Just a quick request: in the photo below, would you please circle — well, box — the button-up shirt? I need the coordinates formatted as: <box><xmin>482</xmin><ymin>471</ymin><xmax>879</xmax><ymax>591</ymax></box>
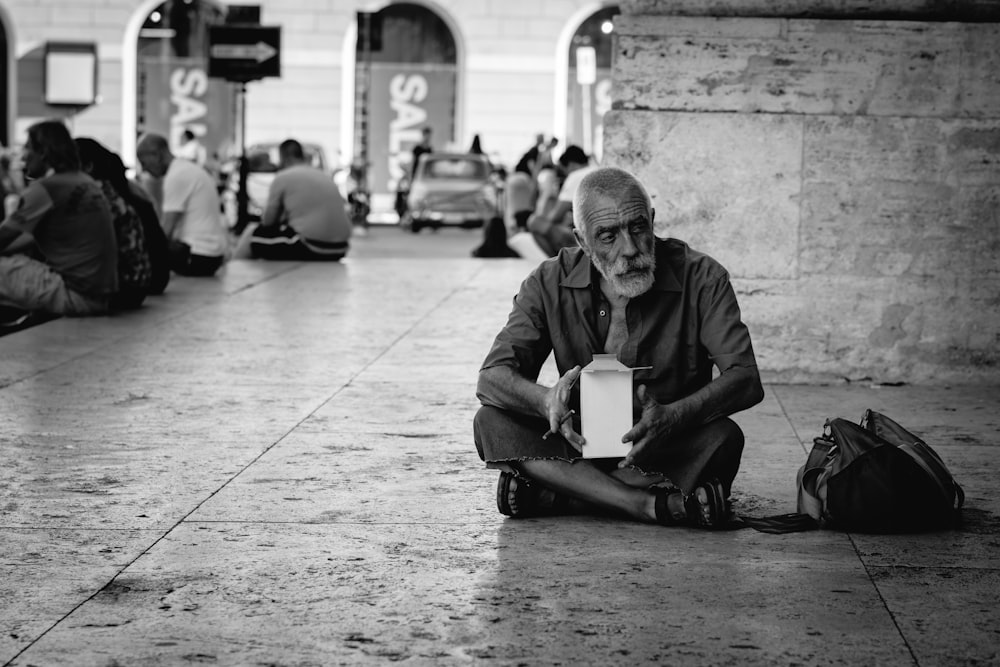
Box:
<box><xmin>481</xmin><ymin>238</ymin><xmax>758</xmax><ymax>406</ymax></box>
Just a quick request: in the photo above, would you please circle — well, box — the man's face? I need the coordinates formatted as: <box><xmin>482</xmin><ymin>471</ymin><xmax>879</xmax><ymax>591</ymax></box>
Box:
<box><xmin>578</xmin><ymin>191</ymin><xmax>657</xmax><ymax>299</ymax></box>
<box><xmin>21</xmin><ymin>138</ymin><xmax>48</xmax><ymax>180</ymax></box>
<box><xmin>137</xmin><ymin>146</ymin><xmax>167</xmax><ymax>178</ymax></box>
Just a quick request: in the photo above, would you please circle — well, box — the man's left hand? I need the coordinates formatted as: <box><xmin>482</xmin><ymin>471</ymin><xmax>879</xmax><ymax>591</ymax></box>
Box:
<box><xmin>618</xmin><ymin>384</ymin><xmax>682</xmax><ymax>468</ymax></box>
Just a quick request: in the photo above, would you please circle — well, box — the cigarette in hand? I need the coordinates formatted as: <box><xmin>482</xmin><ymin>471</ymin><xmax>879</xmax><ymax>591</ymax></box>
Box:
<box><xmin>542</xmin><ymin>410</ymin><xmax>575</xmax><ymax>440</ymax></box>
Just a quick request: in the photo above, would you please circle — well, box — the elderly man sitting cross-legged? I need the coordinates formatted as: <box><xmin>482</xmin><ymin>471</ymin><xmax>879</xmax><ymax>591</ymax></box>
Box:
<box><xmin>473</xmin><ymin>166</ymin><xmax>764</xmax><ymax>528</ymax></box>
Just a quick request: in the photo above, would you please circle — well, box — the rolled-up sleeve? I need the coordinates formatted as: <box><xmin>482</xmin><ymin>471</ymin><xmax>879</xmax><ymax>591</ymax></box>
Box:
<box><xmin>3</xmin><ymin>182</ymin><xmax>53</xmax><ymax>236</ymax></box>
<box><xmin>698</xmin><ymin>273</ymin><xmax>757</xmax><ymax>373</ymax></box>
<box><xmin>480</xmin><ymin>272</ymin><xmax>553</xmax><ymax>382</ymax></box>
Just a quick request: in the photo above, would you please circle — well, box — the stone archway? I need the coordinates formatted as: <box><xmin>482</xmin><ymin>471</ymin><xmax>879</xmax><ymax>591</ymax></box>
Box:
<box><xmin>123</xmin><ymin>0</ymin><xmax>233</xmax><ymax>166</ymax></box>
<box><xmin>0</xmin><ymin>3</ymin><xmax>12</xmax><ymax>147</ymax></box>
<box><xmin>565</xmin><ymin>5</ymin><xmax>619</xmax><ymax>161</ymax></box>
<box><xmin>350</xmin><ymin>2</ymin><xmax>462</xmax><ymax>216</ymax></box>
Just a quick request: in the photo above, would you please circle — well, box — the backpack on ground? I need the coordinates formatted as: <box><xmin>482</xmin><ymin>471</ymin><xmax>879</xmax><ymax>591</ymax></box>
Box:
<box><xmin>100</xmin><ymin>180</ymin><xmax>152</xmax><ymax>310</ymax></box>
<box><xmin>741</xmin><ymin>409</ymin><xmax>964</xmax><ymax>534</ymax></box>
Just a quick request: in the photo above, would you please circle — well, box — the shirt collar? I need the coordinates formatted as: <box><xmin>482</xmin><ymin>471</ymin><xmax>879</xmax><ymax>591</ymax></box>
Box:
<box><xmin>559</xmin><ymin>241</ymin><xmax>682</xmax><ymax>292</ymax></box>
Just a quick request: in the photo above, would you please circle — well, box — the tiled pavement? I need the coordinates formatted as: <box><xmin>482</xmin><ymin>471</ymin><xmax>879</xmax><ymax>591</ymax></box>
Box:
<box><xmin>2</xmin><ymin>232</ymin><xmax>997</xmax><ymax>666</ymax></box>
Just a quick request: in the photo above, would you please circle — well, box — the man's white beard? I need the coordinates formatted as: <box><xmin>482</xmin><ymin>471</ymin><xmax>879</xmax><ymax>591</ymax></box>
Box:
<box><xmin>593</xmin><ymin>251</ymin><xmax>656</xmax><ymax>298</ymax></box>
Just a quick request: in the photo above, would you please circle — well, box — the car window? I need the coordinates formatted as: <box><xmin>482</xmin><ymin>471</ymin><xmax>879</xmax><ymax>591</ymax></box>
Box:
<box><xmin>305</xmin><ymin>147</ymin><xmax>325</xmax><ymax>170</ymax></box>
<box><xmin>424</xmin><ymin>158</ymin><xmax>488</xmax><ymax>180</ymax></box>
<box><xmin>247</xmin><ymin>149</ymin><xmax>279</xmax><ymax>173</ymax></box>
<box><xmin>246</xmin><ymin>144</ymin><xmax>326</xmax><ymax>173</ymax></box>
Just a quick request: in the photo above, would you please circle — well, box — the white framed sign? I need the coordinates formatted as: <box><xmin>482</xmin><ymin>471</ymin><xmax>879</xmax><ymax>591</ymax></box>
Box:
<box><xmin>44</xmin><ymin>42</ymin><xmax>97</xmax><ymax>106</ymax></box>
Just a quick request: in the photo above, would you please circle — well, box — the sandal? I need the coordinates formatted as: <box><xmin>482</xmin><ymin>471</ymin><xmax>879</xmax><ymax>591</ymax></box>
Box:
<box><xmin>496</xmin><ymin>471</ymin><xmax>566</xmax><ymax>518</ymax></box>
<box><xmin>651</xmin><ymin>479</ymin><xmax>730</xmax><ymax>529</ymax></box>
<box><xmin>497</xmin><ymin>471</ymin><xmax>538</xmax><ymax>518</ymax></box>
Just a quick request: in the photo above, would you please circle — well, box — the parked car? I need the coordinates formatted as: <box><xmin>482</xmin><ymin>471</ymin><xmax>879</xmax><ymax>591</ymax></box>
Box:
<box><xmin>404</xmin><ymin>152</ymin><xmax>500</xmax><ymax>233</ymax></box>
<box><xmin>221</xmin><ymin>142</ymin><xmax>332</xmax><ymax>229</ymax></box>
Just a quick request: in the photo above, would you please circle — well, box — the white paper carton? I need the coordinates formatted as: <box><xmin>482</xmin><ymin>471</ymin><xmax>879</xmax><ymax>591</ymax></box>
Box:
<box><xmin>580</xmin><ymin>354</ymin><xmax>644</xmax><ymax>459</ymax></box>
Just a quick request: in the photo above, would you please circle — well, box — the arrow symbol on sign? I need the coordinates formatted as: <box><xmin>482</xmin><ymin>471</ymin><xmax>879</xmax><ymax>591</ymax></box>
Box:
<box><xmin>210</xmin><ymin>41</ymin><xmax>277</xmax><ymax>63</ymax></box>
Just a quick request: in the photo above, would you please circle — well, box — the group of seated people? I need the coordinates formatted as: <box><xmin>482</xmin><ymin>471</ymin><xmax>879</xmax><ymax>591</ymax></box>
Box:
<box><xmin>0</xmin><ymin>120</ymin><xmax>352</xmax><ymax>328</ymax></box>
<box><xmin>500</xmin><ymin>135</ymin><xmax>598</xmax><ymax>260</ymax></box>
<box><xmin>0</xmin><ymin>121</ymin><xmax>168</xmax><ymax>326</ymax></box>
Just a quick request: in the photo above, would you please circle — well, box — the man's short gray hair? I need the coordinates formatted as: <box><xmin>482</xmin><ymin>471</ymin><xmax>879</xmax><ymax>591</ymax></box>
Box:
<box><xmin>572</xmin><ymin>166</ymin><xmax>652</xmax><ymax>232</ymax></box>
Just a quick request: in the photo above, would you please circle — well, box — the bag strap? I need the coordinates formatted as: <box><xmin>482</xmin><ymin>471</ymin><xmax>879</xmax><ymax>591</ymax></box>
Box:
<box><xmin>797</xmin><ymin>436</ymin><xmax>835</xmax><ymax>522</ymax></box>
<box><xmin>736</xmin><ymin>512</ymin><xmax>819</xmax><ymax>534</ymax></box>
<box><xmin>737</xmin><ymin>436</ymin><xmax>835</xmax><ymax>534</ymax></box>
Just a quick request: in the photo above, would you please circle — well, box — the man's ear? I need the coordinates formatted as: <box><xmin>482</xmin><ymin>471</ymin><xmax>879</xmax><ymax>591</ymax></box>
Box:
<box><xmin>573</xmin><ymin>226</ymin><xmax>591</xmax><ymax>256</ymax></box>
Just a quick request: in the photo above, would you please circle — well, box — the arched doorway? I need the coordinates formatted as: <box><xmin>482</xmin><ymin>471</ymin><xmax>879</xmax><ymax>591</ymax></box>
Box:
<box><xmin>565</xmin><ymin>5</ymin><xmax>619</xmax><ymax>161</ymax></box>
<box><xmin>354</xmin><ymin>2</ymin><xmax>459</xmax><ymax>215</ymax></box>
<box><xmin>131</xmin><ymin>0</ymin><xmax>234</xmax><ymax>164</ymax></box>
<box><xmin>0</xmin><ymin>5</ymin><xmax>11</xmax><ymax>148</ymax></box>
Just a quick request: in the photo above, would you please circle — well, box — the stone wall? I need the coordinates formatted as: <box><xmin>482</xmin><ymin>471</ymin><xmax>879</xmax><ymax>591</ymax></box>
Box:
<box><xmin>605</xmin><ymin>0</ymin><xmax>1000</xmax><ymax>383</ymax></box>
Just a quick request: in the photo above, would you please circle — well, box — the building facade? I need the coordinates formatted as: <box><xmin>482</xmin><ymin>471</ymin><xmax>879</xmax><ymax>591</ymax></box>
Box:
<box><xmin>2</xmin><ymin>0</ymin><xmax>996</xmax><ymax>382</ymax></box>
<box><xmin>0</xmin><ymin>0</ymin><xmax>619</xmax><ymax>212</ymax></box>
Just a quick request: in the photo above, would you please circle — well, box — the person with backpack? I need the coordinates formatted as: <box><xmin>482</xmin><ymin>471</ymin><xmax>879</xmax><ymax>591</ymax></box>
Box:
<box><xmin>75</xmin><ymin>138</ymin><xmax>155</xmax><ymax>310</ymax></box>
<box><xmin>0</xmin><ymin>120</ymin><xmax>117</xmax><ymax>320</ymax></box>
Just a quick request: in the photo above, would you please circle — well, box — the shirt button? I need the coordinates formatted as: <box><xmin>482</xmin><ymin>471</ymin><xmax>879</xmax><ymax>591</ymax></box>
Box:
<box><xmin>599</xmin><ymin>309</ymin><xmax>607</xmax><ymax>317</ymax></box>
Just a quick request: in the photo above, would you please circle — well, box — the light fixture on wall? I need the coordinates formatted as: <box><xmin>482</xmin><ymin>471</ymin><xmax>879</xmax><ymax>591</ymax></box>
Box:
<box><xmin>44</xmin><ymin>42</ymin><xmax>98</xmax><ymax>107</ymax></box>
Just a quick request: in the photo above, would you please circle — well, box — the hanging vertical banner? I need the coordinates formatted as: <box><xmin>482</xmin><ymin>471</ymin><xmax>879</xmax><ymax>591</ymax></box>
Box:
<box><xmin>575</xmin><ymin>46</ymin><xmax>596</xmax><ymax>85</ymax></box>
<box><xmin>567</xmin><ymin>68</ymin><xmax>612</xmax><ymax>161</ymax></box>
<box><xmin>366</xmin><ymin>63</ymin><xmax>456</xmax><ymax>208</ymax></box>
<box><xmin>138</xmin><ymin>56</ymin><xmax>235</xmax><ymax>162</ymax></box>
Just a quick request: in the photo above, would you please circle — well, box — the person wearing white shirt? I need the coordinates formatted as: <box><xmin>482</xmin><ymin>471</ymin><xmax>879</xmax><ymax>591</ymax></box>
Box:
<box><xmin>136</xmin><ymin>133</ymin><xmax>228</xmax><ymax>276</ymax></box>
<box><xmin>175</xmin><ymin>129</ymin><xmax>207</xmax><ymax>167</ymax></box>
<box><xmin>526</xmin><ymin>145</ymin><xmax>595</xmax><ymax>257</ymax></box>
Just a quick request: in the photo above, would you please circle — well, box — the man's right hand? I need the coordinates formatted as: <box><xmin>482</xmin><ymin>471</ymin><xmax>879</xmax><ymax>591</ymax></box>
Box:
<box><xmin>544</xmin><ymin>365</ymin><xmax>584</xmax><ymax>451</ymax></box>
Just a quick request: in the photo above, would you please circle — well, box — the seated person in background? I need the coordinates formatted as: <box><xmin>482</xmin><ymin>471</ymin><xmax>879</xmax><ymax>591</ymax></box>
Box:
<box><xmin>75</xmin><ymin>137</ymin><xmax>152</xmax><ymax>310</ymax></box>
<box><xmin>527</xmin><ymin>145</ymin><xmax>594</xmax><ymax>257</ymax></box>
<box><xmin>0</xmin><ymin>152</ymin><xmax>22</xmax><ymax>216</ymax></box>
<box><xmin>175</xmin><ymin>128</ymin><xmax>207</xmax><ymax>168</ymax></box>
<box><xmin>474</xmin><ymin>166</ymin><xmax>764</xmax><ymax>528</ymax></box>
<box><xmin>0</xmin><ymin>120</ymin><xmax>117</xmax><ymax>319</ymax></box>
<box><xmin>534</xmin><ymin>165</ymin><xmax>562</xmax><ymax>218</ymax></box>
<box><xmin>125</xmin><ymin>178</ymin><xmax>171</xmax><ymax>296</ymax></box>
<box><xmin>234</xmin><ymin>139</ymin><xmax>351</xmax><ymax>261</ymax></box>
<box><xmin>136</xmin><ymin>133</ymin><xmax>228</xmax><ymax>277</ymax></box>
<box><xmin>505</xmin><ymin>166</ymin><xmax>565</xmax><ymax>262</ymax></box>
<box><xmin>505</xmin><ymin>170</ymin><xmax>535</xmax><ymax>232</ymax></box>
<box><xmin>74</xmin><ymin>140</ymin><xmax>169</xmax><ymax>296</ymax></box>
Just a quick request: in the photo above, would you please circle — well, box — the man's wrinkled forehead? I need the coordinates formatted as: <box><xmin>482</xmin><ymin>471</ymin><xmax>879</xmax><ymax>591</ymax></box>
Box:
<box><xmin>584</xmin><ymin>192</ymin><xmax>651</xmax><ymax>228</ymax></box>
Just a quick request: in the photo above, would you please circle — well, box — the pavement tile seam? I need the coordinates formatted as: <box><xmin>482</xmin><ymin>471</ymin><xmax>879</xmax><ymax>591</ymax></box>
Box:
<box><xmin>0</xmin><ymin>268</ymin><xmax>308</xmax><ymax>391</ymax></box>
<box><xmin>3</xmin><ymin>246</ymin><xmax>999</xmax><ymax>665</ymax></box>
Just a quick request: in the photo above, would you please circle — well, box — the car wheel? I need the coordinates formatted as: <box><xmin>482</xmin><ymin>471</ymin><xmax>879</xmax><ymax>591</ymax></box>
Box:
<box><xmin>410</xmin><ymin>218</ymin><xmax>424</xmax><ymax>233</ymax></box>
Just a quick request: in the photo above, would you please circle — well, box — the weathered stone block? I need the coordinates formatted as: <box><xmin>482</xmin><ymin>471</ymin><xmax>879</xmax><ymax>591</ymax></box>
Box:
<box><xmin>608</xmin><ymin>4</ymin><xmax>1000</xmax><ymax>381</ymax></box>
<box><xmin>614</xmin><ymin>16</ymin><xmax>996</xmax><ymax>118</ymax></box>
<box><xmin>603</xmin><ymin>110</ymin><xmax>801</xmax><ymax>280</ymax></box>
<box><xmin>800</xmin><ymin>116</ymin><xmax>1000</xmax><ymax>283</ymax></box>
<box><xmin>620</xmin><ymin>0</ymin><xmax>1000</xmax><ymax>22</ymax></box>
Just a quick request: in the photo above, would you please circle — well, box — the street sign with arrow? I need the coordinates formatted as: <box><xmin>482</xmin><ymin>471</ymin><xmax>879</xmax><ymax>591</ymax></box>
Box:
<box><xmin>208</xmin><ymin>25</ymin><xmax>281</xmax><ymax>82</ymax></box>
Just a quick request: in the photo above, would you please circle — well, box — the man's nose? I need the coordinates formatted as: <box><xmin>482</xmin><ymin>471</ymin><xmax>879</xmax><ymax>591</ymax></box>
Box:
<box><xmin>618</xmin><ymin>230</ymin><xmax>639</xmax><ymax>256</ymax></box>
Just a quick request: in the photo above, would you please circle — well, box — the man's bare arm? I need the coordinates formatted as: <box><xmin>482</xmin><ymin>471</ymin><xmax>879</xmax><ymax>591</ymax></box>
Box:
<box><xmin>161</xmin><ymin>211</ymin><xmax>182</xmax><ymax>239</ymax></box>
<box><xmin>666</xmin><ymin>364</ymin><xmax>764</xmax><ymax>428</ymax></box>
<box><xmin>261</xmin><ymin>189</ymin><xmax>283</xmax><ymax>228</ymax></box>
<box><xmin>620</xmin><ymin>365</ymin><xmax>764</xmax><ymax>468</ymax></box>
<box><xmin>477</xmin><ymin>364</ymin><xmax>585</xmax><ymax>449</ymax></box>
